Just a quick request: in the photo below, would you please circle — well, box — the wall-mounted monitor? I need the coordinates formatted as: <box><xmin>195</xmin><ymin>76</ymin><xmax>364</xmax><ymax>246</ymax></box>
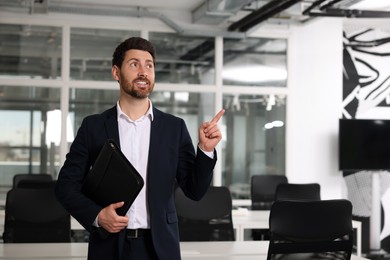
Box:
<box><xmin>339</xmin><ymin>118</ymin><xmax>390</xmax><ymax>171</ymax></box>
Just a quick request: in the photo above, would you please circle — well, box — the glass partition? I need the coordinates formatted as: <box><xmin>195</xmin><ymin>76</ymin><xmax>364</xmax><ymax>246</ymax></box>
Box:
<box><xmin>70</xmin><ymin>28</ymin><xmax>140</xmax><ymax>80</ymax></box>
<box><xmin>223</xmin><ymin>38</ymin><xmax>287</xmax><ymax>87</ymax></box>
<box><xmin>149</xmin><ymin>32</ymin><xmax>215</xmax><ymax>85</ymax></box>
<box><xmin>69</xmin><ymin>88</ymin><xmax>214</xmax><ymax>149</ymax></box>
<box><xmin>0</xmin><ymin>85</ymin><xmax>61</xmax><ymax>187</ymax></box>
<box><xmin>0</xmin><ymin>24</ymin><xmax>62</xmax><ymax>79</ymax></box>
<box><xmin>0</xmin><ymin>21</ymin><xmax>289</xmax><ymax>202</ymax></box>
<box><xmin>222</xmin><ymin>94</ymin><xmax>286</xmax><ymax>199</ymax></box>
<box><xmin>69</xmin><ymin>88</ymin><xmax>119</xmax><ymax>135</ymax></box>
<box><xmin>150</xmin><ymin>91</ymin><xmax>215</xmax><ymax>146</ymax></box>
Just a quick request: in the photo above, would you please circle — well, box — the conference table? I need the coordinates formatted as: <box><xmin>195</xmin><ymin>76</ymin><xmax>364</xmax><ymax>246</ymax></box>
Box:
<box><xmin>0</xmin><ymin>241</ymin><xmax>370</xmax><ymax>260</ymax></box>
<box><xmin>0</xmin><ymin>209</ymin><xmax>362</xmax><ymax>257</ymax></box>
<box><xmin>231</xmin><ymin>209</ymin><xmax>362</xmax><ymax>257</ymax></box>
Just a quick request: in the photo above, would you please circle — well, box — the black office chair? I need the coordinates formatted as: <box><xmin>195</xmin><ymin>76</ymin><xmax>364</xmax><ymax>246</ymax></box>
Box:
<box><xmin>13</xmin><ymin>173</ymin><xmax>53</xmax><ymax>189</ymax></box>
<box><xmin>267</xmin><ymin>199</ymin><xmax>353</xmax><ymax>260</ymax></box>
<box><xmin>274</xmin><ymin>183</ymin><xmax>321</xmax><ymax>201</ymax></box>
<box><xmin>2</xmin><ymin>185</ymin><xmax>71</xmax><ymax>243</ymax></box>
<box><xmin>251</xmin><ymin>174</ymin><xmax>288</xmax><ymax>240</ymax></box>
<box><xmin>251</xmin><ymin>175</ymin><xmax>288</xmax><ymax>210</ymax></box>
<box><xmin>175</xmin><ymin>186</ymin><xmax>235</xmax><ymax>241</ymax></box>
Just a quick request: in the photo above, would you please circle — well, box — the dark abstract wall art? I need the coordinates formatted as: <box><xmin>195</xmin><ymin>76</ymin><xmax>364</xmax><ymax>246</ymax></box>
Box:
<box><xmin>343</xmin><ymin>28</ymin><xmax>390</xmax><ymax>119</ymax></box>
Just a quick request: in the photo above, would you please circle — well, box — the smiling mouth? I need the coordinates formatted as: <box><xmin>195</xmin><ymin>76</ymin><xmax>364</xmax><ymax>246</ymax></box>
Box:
<box><xmin>134</xmin><ymin>80</ymin><xmax>149</xmax><ymax>88</ymax></box>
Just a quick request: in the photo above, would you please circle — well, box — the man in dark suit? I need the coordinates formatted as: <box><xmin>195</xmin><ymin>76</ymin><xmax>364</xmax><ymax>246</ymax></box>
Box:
<box><xmin>55</xmin><ymin>37</ymin><xmax>224</xmax><ymax>260</ymax></box>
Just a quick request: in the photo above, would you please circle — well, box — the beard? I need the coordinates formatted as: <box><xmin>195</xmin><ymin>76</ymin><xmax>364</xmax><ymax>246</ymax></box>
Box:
<box><xmin>122</xmin><ymin>78</ymin><xmax>154</xmax><ymax>99</ymax></box>
<box><xmin>127</xmin><ymin>88</ymin><xmax>151</xmax><ymax>99</ymax></box>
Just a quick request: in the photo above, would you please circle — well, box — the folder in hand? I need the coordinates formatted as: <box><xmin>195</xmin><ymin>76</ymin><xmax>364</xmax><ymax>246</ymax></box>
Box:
<box><xmin>81</xmin><ymin>139</ymin><xmax>144</xmax><ymax>217</ymax></box>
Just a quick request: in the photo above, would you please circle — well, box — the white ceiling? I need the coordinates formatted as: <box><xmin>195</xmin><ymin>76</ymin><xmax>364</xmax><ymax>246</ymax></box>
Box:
<box><xmin>351</xmin><ymin>0</ymin><xmax>390</xmax><ymax>10</ymax></box>
<box><xmin>62</xmin><ymin>0</ymin><xmax>205</xmax><ymax>10</ymax></box>
<box><xmin>1</xmin><ymin>0</ymin><xmax>390</xmax><ymax>33</ymax></box>
<box><xmin>49</xmin><ymin>0</ymin><xmax>390</xmax><ymax>11</ymax></box>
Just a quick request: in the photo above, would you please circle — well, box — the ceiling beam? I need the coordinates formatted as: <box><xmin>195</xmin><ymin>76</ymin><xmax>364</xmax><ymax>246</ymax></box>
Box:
<box><xmin>308</xmin><ymin>8</ymin><xmax>390</xmax><ymax>18</ymax></box>
<box><xmin>228</xmin><ymin>0</ymin><xmax>303</xmax><ymax>32</ymax></box>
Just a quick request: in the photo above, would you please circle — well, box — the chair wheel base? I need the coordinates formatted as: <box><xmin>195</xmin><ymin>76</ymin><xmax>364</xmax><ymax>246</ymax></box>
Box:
<box><xmin>365</xmin><ymin>249</ymin><xmax>389</xmax><ymax>259</ymax></box>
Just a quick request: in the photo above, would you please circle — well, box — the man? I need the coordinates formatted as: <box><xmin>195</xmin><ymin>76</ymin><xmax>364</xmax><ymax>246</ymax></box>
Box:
<box><xmin>55</xmin><ymin>36</ymin><xmax>224</xmax><ymax>260</ymax></box>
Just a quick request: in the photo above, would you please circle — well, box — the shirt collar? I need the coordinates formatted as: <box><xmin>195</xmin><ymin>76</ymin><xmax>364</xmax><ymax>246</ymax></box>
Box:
<box><xmin>116</xmin><ymin>99</ymin><xmax>154</xmax><ymax>122</ymax></box>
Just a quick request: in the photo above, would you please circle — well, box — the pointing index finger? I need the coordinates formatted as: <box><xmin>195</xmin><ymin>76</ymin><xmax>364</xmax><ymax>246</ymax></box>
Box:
<box><xmin>210</xmin><ymin>109</ymin><xmax>225</xmax><ymax>123</ymax></box>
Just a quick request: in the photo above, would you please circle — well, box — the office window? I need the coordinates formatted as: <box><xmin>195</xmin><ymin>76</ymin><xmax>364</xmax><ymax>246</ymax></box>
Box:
<box><xmin>70</xmin><ymin>28</ymin><xmax>140</xmax><ymax>81</ymax></box>
<box><xmin>0</xmin><ymin>19</ymin><xmax>288</xmax><ymax>202</ymax></box>
<box><xmin>0</xmin><ymin>85</ymin><xmax>61</xmax><ymax>187</ymax></box>
<box><xmin>222</xmin><ymin>94</ymin><xmax>286</xmax><ymax>199</ymax></box>
<box><xmin>69</xmin><ymin>88</ymin><xmax>119</xmax><ymax>135</ymax></box>
<box><xmin>149</xmin><ymin>32</ymin><xmax>215</xmax><ymax>85</ymax></box>
<box><xmin>0</xmin><ymin>24</ymin><xmax>62</xmax><ymax>79</ymax></box>
<box><xmin>69</xmin><ymin>88</ymin><xmax>214</xmax><ymax>149</ymax></box>
<box><xmin>150</xmin><ymin>91</ymin><xmax>215</xmax><ymax>147</ymax></box>
<box><xmin>223</xmin><ymin>38</ymin><xmax>287</xmax><ymax>87</ymax></box>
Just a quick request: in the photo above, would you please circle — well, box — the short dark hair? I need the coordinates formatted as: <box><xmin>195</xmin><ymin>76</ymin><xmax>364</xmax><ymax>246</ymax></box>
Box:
<box><xmin>112</xmin><ymin>37</ymin><xmax>156</xmax><ymax>68</ymax></box>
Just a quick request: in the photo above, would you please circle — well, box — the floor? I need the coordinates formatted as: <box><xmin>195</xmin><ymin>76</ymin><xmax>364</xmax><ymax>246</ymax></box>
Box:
<box><xmin>364</xmin><ymin>250</ymin><xmax>390</xmax><ymax>260</ymax></box>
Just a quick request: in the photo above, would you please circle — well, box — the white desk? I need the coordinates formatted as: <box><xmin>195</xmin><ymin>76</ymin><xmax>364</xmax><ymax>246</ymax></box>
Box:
<box><xmin>232</xmin><ymin>209</ymin><xmax>362</xmax><ymax>257</ymax></box>
<box><xmin>0</xmin><ymin>241</ymin><xmax>370</xmax><ymax>260</ymax></box>
<box><xmin>232</xmin><ymin>209</ymin><xmax>269</xmax><ymax>241</ymax></box>
<box><xmin>0</xmin><ymin>209</ymin><xmax>362</xmax><ymax>257</ymax></box>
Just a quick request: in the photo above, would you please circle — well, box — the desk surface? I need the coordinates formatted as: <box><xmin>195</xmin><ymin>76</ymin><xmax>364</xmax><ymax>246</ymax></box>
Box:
<box><xmin>0</xmin><ymin>241</ymin><xmax>370</xmax><ymax>260</ymax></box>
<box><xmin>0</xmin><ymin>209</ymin><xmax>362</xmax><ymax>257</ymax></box>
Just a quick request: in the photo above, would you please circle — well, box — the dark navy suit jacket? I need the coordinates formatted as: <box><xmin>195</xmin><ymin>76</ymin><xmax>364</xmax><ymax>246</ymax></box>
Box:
<box><xmin>55</xmin><ymin>105</ymin><xmax>216</xmax><ymax>260</ymax></box>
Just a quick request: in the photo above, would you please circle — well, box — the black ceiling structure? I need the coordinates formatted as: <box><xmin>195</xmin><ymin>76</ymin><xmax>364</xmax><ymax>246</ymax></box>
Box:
<box><xmin>227</xmin><ymin>0</ymin><xmax>390</xmax><ymax>33</ymax></box>
<box><xmin>308</xmin><ymin>8</ymin><xmax>390</xmax><ymax>18</ymax></box>
<box><xmin>228</xmin><ymin>0</ymin><xmax>304</xmax><ymax>32</ymax></box>
<box><xmin>304</xmin><ymin>0</ymin><xmax>390</xmax><ymax>18</ymax></box>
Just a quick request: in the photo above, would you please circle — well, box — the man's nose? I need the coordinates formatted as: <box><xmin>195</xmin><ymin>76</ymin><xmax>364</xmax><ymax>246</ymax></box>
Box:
<box><xmin>137</xmin><ymin>67</ymin><xmax>147</xmax><ymax>77</ymax></box>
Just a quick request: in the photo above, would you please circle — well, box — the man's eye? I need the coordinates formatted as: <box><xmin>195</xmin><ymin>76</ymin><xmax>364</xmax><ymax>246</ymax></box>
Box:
<box><xmin>130</xmin><ymin>63</ymin><xmax>138</xmax><ymax>68</ymax></box>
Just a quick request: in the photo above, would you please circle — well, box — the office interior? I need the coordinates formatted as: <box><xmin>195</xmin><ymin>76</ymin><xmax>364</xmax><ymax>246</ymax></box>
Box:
<box><xmin>0</xmin><ymin>0</ymin><xmax>390</xmax><ymax>258</ymax></box>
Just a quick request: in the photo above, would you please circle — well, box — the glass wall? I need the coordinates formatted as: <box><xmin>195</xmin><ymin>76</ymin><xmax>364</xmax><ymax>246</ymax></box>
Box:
<box><xmin>149</xmin><ymin>32</ymin><xmax>215</xmax><ymax>85</ymax></box>
<box><xmin>223</xmin><ymin>38</ymin><xmax>287</xmax><ymax>87</ymax></box>
<box><xmin>70</xmin><ymin>28</ymin><xmax>140</xmax><ymax>81</ymax></box>
<box><xmin>0</xmin><ymin>85</ymin><xmax>61</xmax><ymax>186</ymax></box>
<box><xmin>222</xmin><ymin>94</ymin><xmax>286</xmax><ymax>199</ymax></box>
<box><xmin>0</xmin><ymin>20</ymin><xmax>288</xmax><ymax>203</ymax></box>
<box><xmin>150</xmin><ymin>91</ymin><xmax>215</xmax><ymax>147</ymax></box>
<box><xmin>69</xmin><ymin>88</ymin><xmax>119</xmax><ymax>136</ymax></box>
<box><xmin>0</xmin><ymin>24</ymin><xmax>62</xmax><ymax>79</ymax></box>
<box><xmin>68</xmin><ymin>89</ymin><xmax>215</xmax><ymax>150</ymax></box>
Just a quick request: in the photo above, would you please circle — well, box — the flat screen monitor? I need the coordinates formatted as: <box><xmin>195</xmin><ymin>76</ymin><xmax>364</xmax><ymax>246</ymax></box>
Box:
<box><xmin>339</xmin><ymin>118</ymin><xmax>390</xmax><ymax>171</ymax></box>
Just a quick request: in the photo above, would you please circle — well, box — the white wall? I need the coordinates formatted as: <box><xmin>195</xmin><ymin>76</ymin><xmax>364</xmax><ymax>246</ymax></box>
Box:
<box><xmin>287</xmin><ymin>18</ymin><xmax>346</xmax><ymax>200</ymax></box>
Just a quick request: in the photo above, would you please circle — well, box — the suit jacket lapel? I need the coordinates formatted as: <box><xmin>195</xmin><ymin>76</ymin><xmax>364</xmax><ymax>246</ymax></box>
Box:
<box><xmin>104</xmin><ymin>106</ymin><xmax>120</xmax><ymax>148</ymax></box>
<box><xmin>148</xmin><ymin>107</ymin><xmax>163</xmax><ymax>174</ymax></box>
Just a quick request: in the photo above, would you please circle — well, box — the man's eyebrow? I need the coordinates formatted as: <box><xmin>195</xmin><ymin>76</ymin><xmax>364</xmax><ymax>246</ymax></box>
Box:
<box><xmin>126</xmin><ymin>58</ymin><xmax>154</xmax><ymax>63</ymax></box>
<box><xmin>126</xmin><ymin>58</ymin><xmax>140</xmax><ymax>62</ymax></box>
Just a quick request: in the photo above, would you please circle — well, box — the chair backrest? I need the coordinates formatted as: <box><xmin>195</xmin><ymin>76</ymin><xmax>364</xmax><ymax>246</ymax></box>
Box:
<box><xmin>267</xmin><ymin>199</ymin><xmax>353</xmax><ymax>260</ymax></box>
<box><xmin>13</xmin><ymin>173</ymin><xmax>53</xmax><ymax>189</ymax></box>
<box><xmin>3</xmin><ymin>185</ymin><xmax>71</xmax><ymax>243</ymax></box>
<box><xmin>274</xmin><ymin>183</ymin><xmax>321</xmax><ymax>201</ymax></box>
<box><xmin>175</xmin><ymin>186</ymin><xmax>235</xmax><ymax>241</ymax></box>
<box><xmin>251</xmin><ymin>175</ymin><xmax>288</xmax><ymax>210</ymax></box>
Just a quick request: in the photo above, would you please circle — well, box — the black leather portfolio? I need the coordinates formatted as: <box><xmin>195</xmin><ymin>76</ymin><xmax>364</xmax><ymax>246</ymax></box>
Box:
<box><xmin>81</xmin><ymin>139</ymin><xmax>144</xmax><ymax>217</ymax></box>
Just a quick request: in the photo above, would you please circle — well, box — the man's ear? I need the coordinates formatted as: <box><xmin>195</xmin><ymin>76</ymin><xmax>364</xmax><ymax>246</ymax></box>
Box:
<box><xmin>112</xmin><ymin>65</ymin><xmax>120</xmax><ymax>82</ymax></box>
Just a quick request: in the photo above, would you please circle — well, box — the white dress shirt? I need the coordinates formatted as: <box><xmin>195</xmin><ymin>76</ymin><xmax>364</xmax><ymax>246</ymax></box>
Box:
<box><xmin>117</xmin><ymin>100</ymin><xmax>153</xmax><ymax>229</ymax></box>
